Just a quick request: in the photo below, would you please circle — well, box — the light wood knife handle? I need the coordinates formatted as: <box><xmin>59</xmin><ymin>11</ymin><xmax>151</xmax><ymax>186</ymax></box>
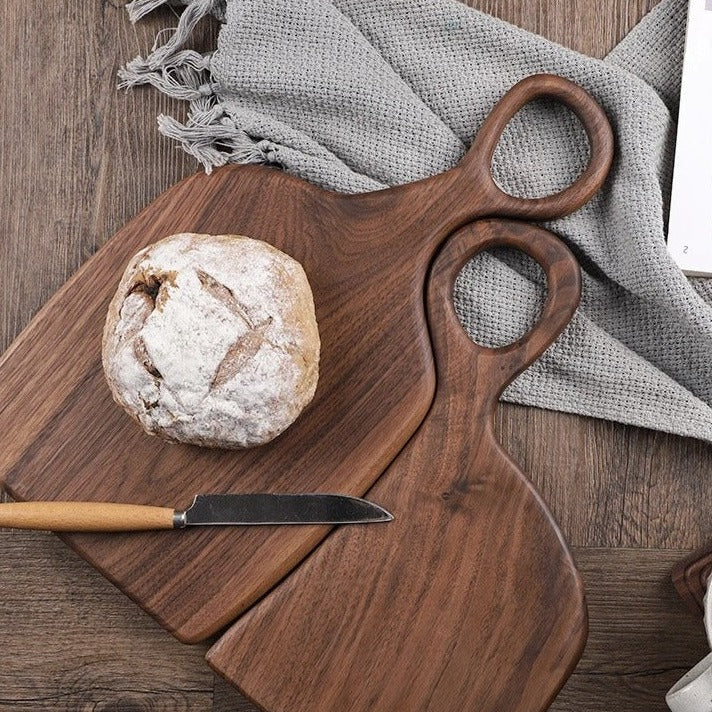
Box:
<box><xmin>0</xmin><ymin>502</ymin><xmax>176</xmax><ymax>531</ymax></box>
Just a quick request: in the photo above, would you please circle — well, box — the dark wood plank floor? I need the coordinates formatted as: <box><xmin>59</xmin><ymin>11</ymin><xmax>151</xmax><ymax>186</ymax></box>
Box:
<box><xmin>2</xmin><ymin>1</ymin><xmax>710</xmax><ymax>710</ymax></box>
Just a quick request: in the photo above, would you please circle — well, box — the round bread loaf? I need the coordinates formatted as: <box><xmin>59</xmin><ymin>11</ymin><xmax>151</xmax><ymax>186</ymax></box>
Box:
<box><xmin>102</xmin><ymin>233</ymin><xmax>320</xmax><ymax>448</ymax></box>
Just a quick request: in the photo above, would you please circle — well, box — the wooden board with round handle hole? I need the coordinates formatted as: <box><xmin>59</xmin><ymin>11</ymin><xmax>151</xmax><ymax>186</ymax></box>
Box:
<box><xmin>208</xmin><ymin>218</ymin><xmax>586</xmax><ymax>712</ymax></box>
<box><xmin>0</xmin><ymin>74</ymin><xmax>611</xmax><ymax>643</ymax></box>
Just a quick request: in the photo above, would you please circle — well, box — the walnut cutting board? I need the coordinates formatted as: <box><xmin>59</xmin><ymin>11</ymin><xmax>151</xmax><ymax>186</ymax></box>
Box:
<box><xmin>208</xmin><ymin>220</ymin><xmax>586</xmax><ymax>712</ymax></box>
<box><xmin>0</xmin><ymin>74</ymin><xmax>612</xmax><ymax>643</ymax></box>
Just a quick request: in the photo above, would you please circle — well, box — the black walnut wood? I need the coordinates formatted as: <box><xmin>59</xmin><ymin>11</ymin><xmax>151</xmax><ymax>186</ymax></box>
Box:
<box><xmin>5</xmin><ymin>3</ymin><xmax>706</xmax><ymax>710</ymax></box>
<box><xmin>208</xmin><ymin>219</ymin><xmax>586</xmax><ymax>712</ymax></box>
<box><xmin>0</xmin><ymin>75</ymin><xmax>613</xmax><ymax>644</ymax></box>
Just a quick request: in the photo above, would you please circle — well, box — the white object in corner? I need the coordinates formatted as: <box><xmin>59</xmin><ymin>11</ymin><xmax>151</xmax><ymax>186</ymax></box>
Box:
<box><xmin>667</xmin><ymin>0</ymin><xmax>712</xmax><ymax>277</ymax></box>
<box><xmin>666</xmin><ymin>572</ymin><xmax>712</xmax><ymax>711</ymax></box>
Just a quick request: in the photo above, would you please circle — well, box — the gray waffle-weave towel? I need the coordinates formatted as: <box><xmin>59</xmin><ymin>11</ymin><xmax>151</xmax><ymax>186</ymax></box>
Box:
<box><xmin>120</xmin><ymin>0</ymin><xmax>712</xmax><ymax>442</ymax></box>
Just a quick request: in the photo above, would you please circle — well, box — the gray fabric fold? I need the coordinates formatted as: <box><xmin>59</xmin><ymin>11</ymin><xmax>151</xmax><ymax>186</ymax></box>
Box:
<box><xmin>120</xmin><ymin>0</ymin><xmax>712</xmax><ymax>443</ymax></box>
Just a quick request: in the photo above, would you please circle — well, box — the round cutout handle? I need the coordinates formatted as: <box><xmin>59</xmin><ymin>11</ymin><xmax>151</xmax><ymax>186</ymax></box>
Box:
<box><xmin>427</xmin><ymin>219</ymin><xmax>582</xmax><ymax>407</ymax></box>
<box><xmin>462</xmin><ymin>74</ymin><xmax>614</xmax><ymax>221</ymax></box>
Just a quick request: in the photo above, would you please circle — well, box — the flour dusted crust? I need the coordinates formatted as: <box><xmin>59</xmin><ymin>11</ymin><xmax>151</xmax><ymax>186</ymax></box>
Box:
<box><xmin>102</xmin><ymin>233</ymin><xmax>320</xmax><ymax>449</ymax></box>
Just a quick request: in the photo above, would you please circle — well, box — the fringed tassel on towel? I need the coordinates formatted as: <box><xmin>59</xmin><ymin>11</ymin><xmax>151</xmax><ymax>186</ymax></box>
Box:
<box><xmin>125</xmin><ymin>0</ymin><xmax>181</xmax><ymax>23</ymax></box>
<box><xmin>158</xmin><ymin>109</ymin><xmax>271</xmax><ymax>172</ymax></box>
<box><xmin>118</xmin><ymin>48</ymin><xmax>214</xmax><ymax>100</ymax></box>
<box><xmin>118</xmin><ymin>0</ymin><xmax>221</xmax><ymax>89</ymax></box>
<box><xmin>119</xmin><ymin>0</ymin><xmax>273</xmax><ymax>173</ymax></box>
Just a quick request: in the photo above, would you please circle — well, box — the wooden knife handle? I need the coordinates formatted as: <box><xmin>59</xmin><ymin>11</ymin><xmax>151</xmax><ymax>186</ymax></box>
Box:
<box><xmin>0</xmin><ymin>501</ymin><xmax>176</xmax><ymax>531</ymax></box>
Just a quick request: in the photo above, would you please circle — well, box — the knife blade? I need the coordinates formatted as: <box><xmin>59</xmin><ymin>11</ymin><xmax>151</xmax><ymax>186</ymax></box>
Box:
<box><xmin>0</xmin><ymin>494</ymin><xmax>393</xmax><ymax>532</ymax></box>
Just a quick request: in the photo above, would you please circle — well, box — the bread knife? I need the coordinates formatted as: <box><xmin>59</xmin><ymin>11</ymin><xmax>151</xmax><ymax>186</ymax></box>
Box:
<box><xmin>0</xmin><ymin>493</ymin><xmax>393</xmax><ymax>531</ymax></box>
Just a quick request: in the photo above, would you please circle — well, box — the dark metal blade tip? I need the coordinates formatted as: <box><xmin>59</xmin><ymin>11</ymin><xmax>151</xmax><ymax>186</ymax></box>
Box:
<box><xmin>323</xmin><ymin>494</ymin><xmax>394</xmax><ymax>523</ymax></box>
<box><xmin>352</xmin><ymin>497</ymin><xmax>394</xmax><ymax>522</ymax></box>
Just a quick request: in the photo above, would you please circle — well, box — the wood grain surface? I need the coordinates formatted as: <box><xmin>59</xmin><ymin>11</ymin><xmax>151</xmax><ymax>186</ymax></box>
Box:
<box><xmin>672</xmin><ymin>541</ymin><xmax>712</xmax><ymax>615</ymax></box>
<box><xmin>0</xmin><ymin>501</ymin><xmax>176</xmax><ymax>531</ymax></box>
<box><xmin>2</xmin><ymin>0</ymin><xmax>710</xmax><ymax>711</ymax></box>
<box><xmin>209</xmin><ymin>219</ymin><xmax>586</xmax><ymax>712</ymax></box>
<box><xmin>0</xmin><ymin>70</ymin><xmax>610</xmax><ymax>646</ymax></box>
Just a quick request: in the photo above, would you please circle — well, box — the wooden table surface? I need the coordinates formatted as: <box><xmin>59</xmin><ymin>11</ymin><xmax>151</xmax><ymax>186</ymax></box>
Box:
<box><xmin>2</xmin><ymin>1</ymin><xmax>710</xmax><ymax>710</ymax></box>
